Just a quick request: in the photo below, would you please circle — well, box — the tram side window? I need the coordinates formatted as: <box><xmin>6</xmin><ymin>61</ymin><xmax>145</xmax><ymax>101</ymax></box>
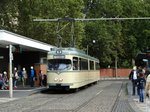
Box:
<box><xmin>79</xmin><ymin>58</ymin><xmax>88</xmax><ymax>70</ymax></box>
<box><xmin>96</xmin><ymin>62</ymin><xmax>100</xmax><ymax>70</ymax></box>
<box><xmin>90</xmin><ymin>61</ymin><xmax>94</xmax><ymax>70</ymax></box>
<box><xmin>73</xmin><ymin>57</ymin><xmax>78</xmax><ymax>70</ymax></box>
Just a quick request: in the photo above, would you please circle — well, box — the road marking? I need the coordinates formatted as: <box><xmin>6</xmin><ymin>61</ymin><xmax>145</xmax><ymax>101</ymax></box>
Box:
<box><xmin>119</xmin><ymin>89</ymin><xmax>122</xmax><ymax>97</ymax></box>
<box><xmin>0</xmin><ymin>98</ymin><xmax>18</xmax><ymax>103</ymax></box>
<box><xmin>96</xmin><ymin>90</ymin><xmax>103</xmax><ymax>95</ymax></box>
<box><xmin>0</xmin><ymin>87</ymin><xmax>45</xmax><ymax>92</ymax></box>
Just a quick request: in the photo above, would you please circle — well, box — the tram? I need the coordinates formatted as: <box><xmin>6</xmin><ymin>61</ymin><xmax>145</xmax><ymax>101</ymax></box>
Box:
<box><xmin>47</xmin><ymin>47</ymin><xmax>100</xmax><ymax>90</ymax></box>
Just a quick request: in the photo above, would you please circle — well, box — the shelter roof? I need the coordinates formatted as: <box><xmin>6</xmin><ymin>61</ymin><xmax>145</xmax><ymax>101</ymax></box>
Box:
<box><xmin>0</xmin><ymin>30</ymin><xmax>55</xmax><ymax>52</ymax></box>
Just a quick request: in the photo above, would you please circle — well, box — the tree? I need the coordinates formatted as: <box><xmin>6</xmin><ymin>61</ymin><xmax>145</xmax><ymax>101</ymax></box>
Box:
<box><xmin>82</xmin><ymin>0</ymin><xmax>125</xmax><ymax>67</ymax></box>
<box><xmin>17</xmin><ymin>0</ymin><xmax>85</xmax><ymax>47</ymax></box>
<box><xmin>0</xmin><ymin>0</ymin><xmax>18</xmax><ymax>31</ymax></box>
<box><xmin>82</xmin><ymin>0</ymin><xmax>150</xmax><ymax>68</ymax></box>
<box><xmin>1</xmin><ymin>0</ymin><xmax>150</xmax><ymax>68</ymax></box>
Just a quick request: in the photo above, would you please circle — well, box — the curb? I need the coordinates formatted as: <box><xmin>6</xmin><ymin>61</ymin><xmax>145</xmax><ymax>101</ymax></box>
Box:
<box><xmin>100</xmin><ymin>77</ymin><xmax>128</xmax><ymax>80</ymax></box>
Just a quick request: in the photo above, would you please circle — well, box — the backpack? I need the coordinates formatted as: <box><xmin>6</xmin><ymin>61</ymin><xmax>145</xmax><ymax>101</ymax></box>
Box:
<box><xmin>138</xmin><ymin>78</ymin><xmax>145</xmax><ymax>89</ymax></box>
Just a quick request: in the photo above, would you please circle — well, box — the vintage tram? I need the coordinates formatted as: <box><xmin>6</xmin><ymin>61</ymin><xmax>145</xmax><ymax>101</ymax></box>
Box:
<box><xmin>47</xmin><ymin>47</ymin><xmax>100</xmax><ymax>90</ymax></box>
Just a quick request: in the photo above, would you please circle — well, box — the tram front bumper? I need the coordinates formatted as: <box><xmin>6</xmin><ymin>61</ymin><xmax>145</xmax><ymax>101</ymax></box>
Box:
<box><xmin>48</xmin><ymin>83</ymin><xmax>73</xmax><ymax>89</ymax></box>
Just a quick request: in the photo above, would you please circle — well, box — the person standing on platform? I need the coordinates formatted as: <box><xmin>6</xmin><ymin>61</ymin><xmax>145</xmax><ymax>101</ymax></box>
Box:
<box><xmin>22</xmin><ymin>67</ymin><xmax>27</xmax><ymax>87</ymax></box>
<box><xmin>3</xmin><ymin>71</ymin><xmax>8</xmax><ymax>89</ymax></box>
<box><xmin>136</xmin><ymin>66</ymin><xmax>143</xmax><ymax>95</ymax></box>
<box><xmin>38</xmin><ymin>70</ymin><xmax>43</xmax><ymax>87</ymax></box>
<box><xmin>30</xmin><ymin>66</ymin><xmax>36</xmax><ymax>87</ymax></box>
<box><xmin>137</xmin><ymin>73</ymin><xmax>146</xmax><ymax>102</ymax></box>
<box><xmin>145</xmin><ymin>74</ymin><xmax>150</xmax><ymax>98</ymax></box>
<box><xmin>13</xmin><ymin>67</ymin><xmax>19</xmax><ymax>88</ymax></box>
<box><xmin>129</xmin><ymin>66</ymin><xmax>138</xmax><ymax>95</ymax></box>
<box><xmin>0</xmin><ymin>73</ymin><xmax>4</xmax><ymax>89</ymax></box>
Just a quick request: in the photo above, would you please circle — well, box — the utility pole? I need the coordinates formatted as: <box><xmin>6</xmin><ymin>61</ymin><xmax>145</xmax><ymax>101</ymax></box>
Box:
<box><xmin>115</xmin><ymin>56</ymin><xmax>118</xmax><ymax>77</ymax></box>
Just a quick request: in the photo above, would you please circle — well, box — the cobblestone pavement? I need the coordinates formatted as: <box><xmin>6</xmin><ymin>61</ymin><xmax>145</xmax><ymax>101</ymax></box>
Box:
<box><xmin>0</xmin><ymin>86</ymin><xmax>45</xmax><ymax>103</ymax></box>
<box><xmin>111</xmin><ymin>82</ymin><xmax>135</xmax><ymax>112</ymax></box>
<box><xmin>128</xmin><ymin>81</ymin><xmax>150</xmax><ymax>112</ymax></box>
<box><xmin>0</xmin><ymin>80</ymin><xmax>136</xmax><ymax>112</ymax></box>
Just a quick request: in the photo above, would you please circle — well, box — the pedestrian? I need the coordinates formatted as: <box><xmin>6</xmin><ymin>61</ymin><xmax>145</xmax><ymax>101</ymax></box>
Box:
<box><xmin>137</xmin><ymin>73</ymin><xmax>146</xmax><ymax>102</ymax></box>
<box><xmin>144</xmin><ymin>67</ymin><xmax>150</xmax><ymax>78</ymax></box>
<box><xmin>129</xmin><ymin>66</ymin><xmax>138</xmax><ymax>95</ymax></box>
<box><xmin>3</xmin><ymin>71</ymin><xmax>8</xmax><ymax>89</ymax></box>
<box><xmin>145</xmin><ymin>74</ymin><xmax>150</xmax><ymax>98</ymax></box>
<box><xmin>30</xmin><ymin>66</ymin><xmax>36</xmax><ymax>87</ymax></box>
<box><xmin>137</xmin><ymin>66</ymin><xmax>145</xmax><ymax>95</ymax></box>
<box><xmin>22</xmin><ymin>67</ymin><xmax>28</xmax><ymax>87</ymax></box>
<box><xmin>0</xmin><ymin>73</ymin><xmax>4</xmax><ymax>89</ymax></box>
<box><xmin>42</xmin><ymin>74</ymin><xmax>47</xmax><ymax>87</ymax></box>
<box><xmin>13</xmin><ymin>67</ymin><xmax>19</xmax><ymax>88</ymax></box>
<box><xmin>38</xmin><ymin>70</ymin><xmax>43</xmax><ymax>87</ymax></box>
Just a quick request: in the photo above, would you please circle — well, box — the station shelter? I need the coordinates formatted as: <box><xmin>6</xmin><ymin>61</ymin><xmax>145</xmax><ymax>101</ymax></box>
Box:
<box><xmin>0</xmin><ymin>30</ymin><xmax>55</xmax><ymax>86</ymax></box>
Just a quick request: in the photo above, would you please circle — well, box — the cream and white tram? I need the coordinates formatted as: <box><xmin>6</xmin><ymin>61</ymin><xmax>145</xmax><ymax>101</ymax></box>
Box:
<box><xmin>47</xmin><ymin>47</ymin><xmax>100</xmax><ymax>90</ymax></box>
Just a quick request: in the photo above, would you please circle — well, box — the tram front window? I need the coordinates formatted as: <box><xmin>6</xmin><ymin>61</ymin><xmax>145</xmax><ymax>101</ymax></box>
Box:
<box><xmin>48</xmin><ymin>59</ymin><xmax>71</xmax><ymax>70</ymax></box>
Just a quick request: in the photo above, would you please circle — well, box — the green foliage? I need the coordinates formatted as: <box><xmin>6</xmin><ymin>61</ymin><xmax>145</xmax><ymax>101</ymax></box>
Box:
<box><xmin>82</xmin><ymin>0</ymin><xmax>150</xmax><ymax>68</ymax></box>
<box><xmin>14</xmin><ymin>0</ymin><xmax>84</xmax><ymax>46</ymax></box>
<box><xmin>0</xmin><ymin>0</ymin><xmax>18</xmax><ymax>31</ymax></box>
<box><xmin>1</xmin><ymin>0</ymin><xmax>150</xmax><ymax>68</ymax></box>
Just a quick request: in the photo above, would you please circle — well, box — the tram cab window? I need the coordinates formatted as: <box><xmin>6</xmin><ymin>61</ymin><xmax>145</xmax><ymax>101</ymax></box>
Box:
<box><xmin>90</xmin><ymin>61</ymin><xmax>94</xmax><ymax>70</ymax></box>
<box><xmin>73</xmin><ymin>57</ymin><xmax>78</xmax><ymax>70</ymax></box>
<box><xmin>48</xmin><ymin>59</ymin><xmax>71</xmax><ymax>70</ymax></box>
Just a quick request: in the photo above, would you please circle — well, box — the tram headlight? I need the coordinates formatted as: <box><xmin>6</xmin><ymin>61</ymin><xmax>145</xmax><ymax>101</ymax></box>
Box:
<box><xmin>59</xmin><ymin>78</ymin><xmax>63</xmax><ymax>82</ymax></box>
<box><xmin>54</xmin><ymin>77</ymin><xmax>58</xmax><ymax>82</ymax></box>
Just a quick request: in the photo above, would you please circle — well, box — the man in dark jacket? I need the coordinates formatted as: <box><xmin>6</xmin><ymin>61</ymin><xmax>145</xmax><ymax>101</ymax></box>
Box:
<box><xmin>30</xmin><ymin>66</ymin><xmax>36</xmax><ymax>87</ymax></box>
<box><xmin>137</xmin><ymin>73</ymin><xmax>146</xmax><ymax>102</ymax></box>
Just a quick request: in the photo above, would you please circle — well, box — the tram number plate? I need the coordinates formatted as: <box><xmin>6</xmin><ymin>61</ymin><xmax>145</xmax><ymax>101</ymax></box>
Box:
<box><xmin>54</xmin><ymin>55</ymin><xmax>65</xmax><ymax>59</ymax></box>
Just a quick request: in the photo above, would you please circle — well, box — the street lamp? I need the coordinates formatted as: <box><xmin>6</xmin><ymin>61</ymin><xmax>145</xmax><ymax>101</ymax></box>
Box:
<box><xmin>87</xmin><ymin>40</ymin><xmax>96</xmax><ymax>55</ymax></box>
<box><xmin>93</xmin><ymin>40</ymin><xmax>96</xmax><ymax>44</ymax></box>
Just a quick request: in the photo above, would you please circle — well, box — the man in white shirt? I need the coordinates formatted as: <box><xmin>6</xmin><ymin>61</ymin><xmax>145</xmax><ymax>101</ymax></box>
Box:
<box><xmin>129</xmin><ymin>66</ymin><xmax>138</xmax><ymax>95</ymax></box>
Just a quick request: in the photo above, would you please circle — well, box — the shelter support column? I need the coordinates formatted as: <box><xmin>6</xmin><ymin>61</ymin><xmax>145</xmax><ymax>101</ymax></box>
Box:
<box><xmin>9</xmin><ymin>45</ymin><xmax>13</xmax><ymax>98</ymax></box>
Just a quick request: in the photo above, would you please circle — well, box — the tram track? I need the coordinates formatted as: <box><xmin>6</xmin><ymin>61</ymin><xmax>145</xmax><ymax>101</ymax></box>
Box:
<box><xmin>0</xmin><ymin>80</ymin><xmax>136</xmax><ymax>112</ymax></box>
<box><xmin>110</xmin><ymin>82</ymin><xmax>123</xmax><ymax>112</ymax></box>
<box><xmin>111</xmin><ymin>82</ymin><xmax>136</xmax><ymax>112</ymax></box>
<box><xmin>72</xmin><ymin>90</ymin><xmax>103</xmax><ymax>112</ymax></box>
<box><xmin>24</xmin><ymin>84</ymin><xmax>99</xmax><ymax>112</ymax></box>
<box><xmin>26</xmin><ymin>89</ymin><xmax>78</xmax><ymax>112</ymax></box>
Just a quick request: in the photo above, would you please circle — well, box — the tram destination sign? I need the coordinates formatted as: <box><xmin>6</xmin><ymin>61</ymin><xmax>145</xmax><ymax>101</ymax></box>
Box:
<box><xmin>53</xmin><ymin>55</ymin><xmax>65</xmax><ymax>59</ymax></box>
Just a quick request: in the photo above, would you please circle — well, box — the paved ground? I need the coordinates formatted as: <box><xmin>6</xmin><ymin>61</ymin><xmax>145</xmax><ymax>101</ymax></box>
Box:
<box><xmin>0</xmin><ymin>78</ymin><xmax>149</xmax><ymax>112</ymax></box>
<box><xmin>0</xmin><ymin>85</ymin><xmax>45</xmax><ymax>103</ymax></box>
<box><xmin>128</xmin><ymin>81</ymin><xmax>150</xmax><ymax>112</ymax></box>
<box><xmin>0</xmin><ymin>80</ymin><xmax>123</xmax><ymax>112</ymax></box>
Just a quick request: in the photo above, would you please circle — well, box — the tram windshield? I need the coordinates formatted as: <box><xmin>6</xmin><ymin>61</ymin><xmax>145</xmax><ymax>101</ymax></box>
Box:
<box><xmin>48</xmin><ymin>59</ymin><xmax>71</xmax><ymax>70</ymax></box>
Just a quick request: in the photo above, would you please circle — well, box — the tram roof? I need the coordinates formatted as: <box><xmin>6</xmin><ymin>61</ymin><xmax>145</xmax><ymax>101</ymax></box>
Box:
<box><xmin>48</xmin><ymin>47</ymin><xmax>99</xmax><ymax>61</ymax></box>
<box><xmin>0</xmin><ymin>30</ymin><xmax>55</xmax><ymax>52</ymax></box>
